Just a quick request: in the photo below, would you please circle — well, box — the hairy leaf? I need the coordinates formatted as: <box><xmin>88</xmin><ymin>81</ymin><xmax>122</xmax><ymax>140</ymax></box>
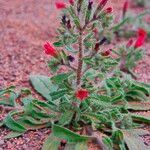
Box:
<box><xmin>30</xmin><ymin>75</ymin><xmax>58</xmax><ymax>103</ymax></box>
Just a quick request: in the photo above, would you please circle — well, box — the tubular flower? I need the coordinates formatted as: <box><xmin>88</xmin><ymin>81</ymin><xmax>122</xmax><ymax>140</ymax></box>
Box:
<box><xmin>44</xmin><ymin>42</ymin><xmax>57</xmax><ymax>57</ymax></box>
<box><xmin>137</xmin><ymin>28</ymin><xmax>147</xmax><ymax>39</ymax></box>
<box><xmin>69</xmin><ymin>0</ymin><xmax>74</xmax><ymax>5</ymax></box>
<box><xmin>105</xmin><ymin>7</ymin><xmax>113</xmax><ymax>13</ymax></box>
<box><xmin>75</xmin><ymin>89</ymin><xmax>89</xmax><ymax>101</ymax></box>
<box><xmin>55</xmin><ymin>2</ymin><xmax>66</xmax><ymax>9</ymax></box>
<box><xmin>134</xmin><ymin>37</ymin><xmax>145</xmax><ymax>48</ymax></box>
<box><xmin>134</xmin><ymin>28</ymin><xmax>147</xmax><ymax>48</ymax></box>
<box><xmin>123</xmin><ymin>1</ymin><xmax>128</xmax><ymax>18</ymax></box>
<box><xmin>126</xmin><ymin>39</ymin><xmax>133</xmax><ymax>48</ymax></box>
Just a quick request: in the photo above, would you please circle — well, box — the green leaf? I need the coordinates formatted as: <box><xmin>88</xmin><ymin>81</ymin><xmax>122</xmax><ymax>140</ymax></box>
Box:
<box><xmin>112</xmin><ymin>17</ymin><xmax>130</xmax><ymax>32</ymax></box>
<box><xmin>123</xmin><ymin>129</ymin><xmax>150</xmax><ymax>150</ymax></box>
<box><xmin>50</xmin><ymin>89</ymin><xmax>67</xmax><ymax>100</ymax></box>
<box><xmin>30</xmin><ymin>75</ymin><xmax>58</xmax><ymax>103</ymax></box>
<box><xmin>131</xmin><ymin>82</ymin><xmax>150</xmax><ymax>95</ymax></box>
<box><xmin>131</xmin><ymin>114</ymin><xmax>150</xmax><ymax>124</ymax></box>
<box><xmin>53</xmin><ymin>41</ymin><xmax>64</xmax><ymax>47</ymax></box>
<box><xmin>42</xmin><ymin>134</ymin><xmax>60</xmax><ymax>150</ymax></box>
<box><xmin>103</xmin><ymin>137</ymin><xmax>113</xmax><ymax>150</ymax></box>
<box><xmin>126</xmin><ymin>90</ymin><xmax>148</xmax><ymax>101</ymax></box>
<box><xmin>127</xmin><ymin>102</ymin><xmax>150</xmax><ymax>111</ymax></box>
<box><xmin>51</xmin><ymin>73</ymin><xmax>72</xmax><ymax>84</ymax></box>
<box><xmin>59</xmin><ymin>110</ymin><xmax>74</xmax><ymax>126</ymax></box>
<box><xmin>0</xmin><ymin>121</ymin><xmax>3</xmax><ymax>127</ymax></box>
<box><xmin>112</xmin><ymin>130</ymin><xmax>124</xmax><ymax>144</ymax></box>
<box><xmin>75</xmin><ymin>142</ymin><xmax>88</xmax><ymax>150</ymax></box>
<box><xmin>52</xmin><ymin>124</ymin><xmax>91</xmax><ymax>143</ymax></box>
<box><xmin>4</xmin><ymin>131</ymin><xmax>24</xmax><ymax>139</ymax></box>
<box><xmin>4</xmin><ymin>111</ymin><xmax>26</xmax><ymax>132</ymax></box>
<box><xmin>67</xmin><ymin>6</ymin><xmax>80</xmax><ymax>28</ymax></box>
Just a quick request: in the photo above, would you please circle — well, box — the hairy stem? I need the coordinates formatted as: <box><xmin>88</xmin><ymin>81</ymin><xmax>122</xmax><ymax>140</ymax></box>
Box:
<box><xmin>76</xmin><ymin>31</ymin><xmax>83</xmax><ymax>86</ymax></box>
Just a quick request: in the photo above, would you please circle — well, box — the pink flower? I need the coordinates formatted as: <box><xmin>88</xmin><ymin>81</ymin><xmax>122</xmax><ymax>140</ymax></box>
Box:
<box><xmin>126</xmin><ymin>39</ymin><xmax>133</xmax><ymax>48</ymax></box>
<box><xmin>69</xmin><ymin>0</ymin><xmax>74</xmax><ymax>5</ymax></box>
<box><xmin>105</xmin><ymin>7</ymin><xmax>113</xmax><ymax>13</ymax></box>
<box><xmin>55</xmin><ymin>2</ymin><xmax>66</xmax><ymax>9</ymax></box>
<box><xmin>44</xmin><ymin>42</ymin><xmax>57</xmax><ymax>57</ymax></box>
<box><xmin>75</xmin><ymin>89</ymin><xmax>89</xmax><ymax>101</ymax></box>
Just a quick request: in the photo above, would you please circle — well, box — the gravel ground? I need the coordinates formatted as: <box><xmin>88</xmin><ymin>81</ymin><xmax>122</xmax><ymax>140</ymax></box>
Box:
<box><xmin>0</xmin><ymin>0</ymin><xmax>150</xmax><ymax>149</ymax></box>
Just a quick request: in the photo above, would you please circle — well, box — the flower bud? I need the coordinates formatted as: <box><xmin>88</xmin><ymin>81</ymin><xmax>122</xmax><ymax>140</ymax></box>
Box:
<box><xmin>62</xmin><ymin>15</ymin><xmax>67</xmax><ymax>25</ymax></box>
<box><xmin>67</xmin><ymin>19</ymin><xmax>72</xmax><ymax>29</ymax></box>
<box><xmin>55</xmin><ymin>2</ymin><xmax>66</xmax><ymax>9</ymax></box>
<box><xmin>99</xmin><ymin>37</ymin><xmax>108</xmax><ymax>45</ymax></box>
<box><xmin>123</xmin><ymin>1</ymin><xmax>128</xmax><ymax>18</ymax></box>
<box><xmin>69</xmin><ymin>0</ymin><xmax>74</xmax><ymax>5</ymax></box>
<box><xmin>67</xmin><ymin>55</ymin><xmax>75</xmax><ymax>62</ymax></box>
<box><xmin>94</xmin><ymin>42</ymin><xmax>100</xmax><ymax>51</ymax></box>
<box><xmin>105</xmin><ymin>7</ymin><xmax>113</xmax><ymax>13</ymax></box>
<box><xmin>93</xmin><ymin>0</ymin><xmax>108</xmax><ymax>18</ymax></box>
<box><xmin>88</xmin><ymin>1</ymin><xmax>93</xmax><ymax>10</ymax></box>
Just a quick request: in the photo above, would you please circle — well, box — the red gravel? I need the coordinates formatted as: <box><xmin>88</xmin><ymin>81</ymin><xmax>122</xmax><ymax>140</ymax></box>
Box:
<box><xmin>0</xmin><ymin>0</ymin><xmax>150</xmax><ymax>150</ymax></box>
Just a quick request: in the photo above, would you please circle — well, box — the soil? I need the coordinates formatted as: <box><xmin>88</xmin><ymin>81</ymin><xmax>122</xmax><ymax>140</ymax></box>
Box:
<box><xmin>0</xmin><ymin>0</ymin><xmax>150</xmax><ymax>150</ymax></box>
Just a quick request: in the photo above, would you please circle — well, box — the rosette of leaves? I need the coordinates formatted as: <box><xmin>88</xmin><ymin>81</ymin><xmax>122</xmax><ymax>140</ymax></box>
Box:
<box><xmin>0</xmin><ymin>0</ymin><xmax>150</xmax><ymax>150</ymax></box>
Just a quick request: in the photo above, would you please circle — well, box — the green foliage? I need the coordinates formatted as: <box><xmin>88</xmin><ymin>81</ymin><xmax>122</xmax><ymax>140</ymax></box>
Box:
<box><xmin>30</xmin><ymin>75</ymin><xmax>58</xmax><ymax>104</ymax></box>
<box><xmin>0</xmin><ymin>0</ymin><xmax>150</xmax><ymax>150</ymax></box>
<box><xmin>42</xmin><ymin>124</ymin><xmax>90</xmax><ymax>150</ymax></box>
<box><xmin>0</xmin><ymin>86</ymin><xmax>18</xmax><ymax>106</ymax></box>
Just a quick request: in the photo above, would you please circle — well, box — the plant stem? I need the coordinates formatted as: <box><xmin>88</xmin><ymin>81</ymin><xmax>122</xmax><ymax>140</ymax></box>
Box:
<box><xmin>76</xmin><ymin>17</ymin><xmax>100</xmax><ymax>86</ymax></box>
<box><xmin>76</xmin><ymin>31</ymin><xmax>83</xmax><ymax>86</ymax></box>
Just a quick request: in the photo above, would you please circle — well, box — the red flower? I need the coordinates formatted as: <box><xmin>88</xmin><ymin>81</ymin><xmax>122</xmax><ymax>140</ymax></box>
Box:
<box><xmin>126</xmin><ymin>39</ymin><xmax>133</xmax><ymax>48</ymax></box>
<box><xmin>134</xmin><ymin>37</ymin><xmax>145</xmax><ymax>48</ymax></box>
<box><xmin>137</xmin><ymin>28</ymin><xmax>147</xmax><ymax>39</ymax></box>
<box><xmin>105</xmin><ymin>7</ymin><xmax>113</xmax><ymax>13</ymax></box>
<box><xmin>55</xmin><ymin>2</ymin><xmax>66</xmax><ymax>9</ymax></box>
<box><xmin>44</xmin><ymin>42</ymin><xmax>57</xmax><ymax>57</ymax></box>
<box><xmin>69</xmin><ymin>0</ymin><xmax>74</xmax><ymax>5</ymax></box>
<box><xmin>75</xmin><ymin>89</ymin><xmax>89</xmax><ymax>101</ymax></box>
<box><xmin>101</xmin><ymin>49</ymin><xmax>111</xmax><ymax>56</ymax></box>
<box><xmin>134</xmin><ymin>28</ymin><xmax>147</xmax><ymax>48</ymax></box>
<box><xmin>123</xmin><ymin>1</ymin><xmax>128</xmax><ymax>18</ymax></box>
